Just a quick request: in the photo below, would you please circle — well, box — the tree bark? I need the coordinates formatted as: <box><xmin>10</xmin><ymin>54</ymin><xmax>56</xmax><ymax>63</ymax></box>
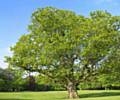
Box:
<box><xmin>67</xmin><ymin>82</ymin><xmax>79</xmax><ymax>99</ymax></box>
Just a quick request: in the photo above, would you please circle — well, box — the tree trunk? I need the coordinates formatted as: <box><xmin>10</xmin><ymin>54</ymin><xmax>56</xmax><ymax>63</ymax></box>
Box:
<box><xmin>67</xmin><ymin>82</ymin><xmax>79</xmax><ymax>99</ymax></box>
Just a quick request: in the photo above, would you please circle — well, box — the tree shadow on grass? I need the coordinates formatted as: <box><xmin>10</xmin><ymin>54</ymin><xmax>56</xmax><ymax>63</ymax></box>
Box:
<box><xmin>80</xmin><ymin>92</ymin><xmax>120</xmax><ymax>98</ymax></box>
<box><xmin>55</xmin><ymin>92</ymin><xmax>120</xmax><ymax>100</ymax></box>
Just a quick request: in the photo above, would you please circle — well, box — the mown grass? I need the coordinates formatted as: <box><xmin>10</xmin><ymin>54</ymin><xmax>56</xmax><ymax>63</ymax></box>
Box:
<box><xmin>0</xmin><ymin>90</ymin><xmax>120</xmax><ymax>100</ymax></box>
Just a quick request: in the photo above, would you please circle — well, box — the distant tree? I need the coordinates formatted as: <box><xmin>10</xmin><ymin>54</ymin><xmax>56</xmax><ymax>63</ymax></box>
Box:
<box><xmin>10</xmin><ymin>67</ymin><xmax>25</xmax><ymax>91</ymax></box>
<box><xmin>99</xmin><ymin>46</ymin><xmax>120</xmax><ymax>89</ymax></box>
<box><xmin>0</xmin><ymin>66</ymin><xmax>25</xmax><ymax>91</ymax></box>
<box><xmin>0</xmin><ymin>68</ymin><xmax>15</xmax><ymax>91</ymax></box>
<box><xmin>6</xmin><ymin>7</ymin><xmax>120</xmax><ymax>99</ymax></box>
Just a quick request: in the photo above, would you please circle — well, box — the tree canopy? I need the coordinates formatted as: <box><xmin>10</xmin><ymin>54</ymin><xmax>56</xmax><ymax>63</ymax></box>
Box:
<box><xmin>6</xmin><ymin>7</ymin><xmax>120</xmax><ymax>99</ymax></box>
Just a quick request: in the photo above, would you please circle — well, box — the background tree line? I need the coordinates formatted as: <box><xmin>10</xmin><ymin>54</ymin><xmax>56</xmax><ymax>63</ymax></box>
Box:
<box><xmin>0</xmin><ymin>65</ymin><xmax>120</xmax><ymax>92</ymax></box>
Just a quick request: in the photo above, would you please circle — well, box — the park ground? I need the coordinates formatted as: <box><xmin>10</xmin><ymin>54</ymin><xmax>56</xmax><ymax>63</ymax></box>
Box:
<box><xmin>0</xmin><ymin>90</ymin><xmax>120</xmax><ymax>100</ymax></box>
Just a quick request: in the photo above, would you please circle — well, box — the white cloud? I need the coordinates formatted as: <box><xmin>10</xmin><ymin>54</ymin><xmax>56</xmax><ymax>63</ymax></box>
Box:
<box><xmin>0</xmin><ymin>47</ymin><xmax>12</xmax><ymax>69</ymax></box>
<box><xmin>0</xmin><ymin>59</ymin><xmax>8</xmax><ymax>69</ymax></box>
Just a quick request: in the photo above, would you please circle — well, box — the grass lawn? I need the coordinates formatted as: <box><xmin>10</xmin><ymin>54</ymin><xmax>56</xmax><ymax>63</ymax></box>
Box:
<box><xmin>0</xmin><ymin>90</ymin><xmax>120</xmax><ymax>100</ymax></box>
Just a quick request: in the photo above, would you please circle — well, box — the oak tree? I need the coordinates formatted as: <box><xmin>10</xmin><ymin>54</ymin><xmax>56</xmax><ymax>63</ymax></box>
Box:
<box><xmin>7</xmin><ymin>7</ymin><xmax>120</xmax><ymax>99</ymax></box>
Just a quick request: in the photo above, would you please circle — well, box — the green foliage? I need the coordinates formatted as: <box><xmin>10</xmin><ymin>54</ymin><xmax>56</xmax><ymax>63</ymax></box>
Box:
<box><xmin>6</xmin><ymin>7</ymin><xmax>120</xmax><ymax>98</ymax></box>
<box><xmin>0</xmin><ymin>67</ymin><xmax>26</xmax><ymax>91</ymax></box>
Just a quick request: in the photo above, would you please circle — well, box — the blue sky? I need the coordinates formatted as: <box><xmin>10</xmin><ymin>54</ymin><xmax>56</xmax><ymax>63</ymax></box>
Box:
<box><xmin>0</xmin><ymin>0</ymin><xmax>120</xmax><ymax>68</ymax></box>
